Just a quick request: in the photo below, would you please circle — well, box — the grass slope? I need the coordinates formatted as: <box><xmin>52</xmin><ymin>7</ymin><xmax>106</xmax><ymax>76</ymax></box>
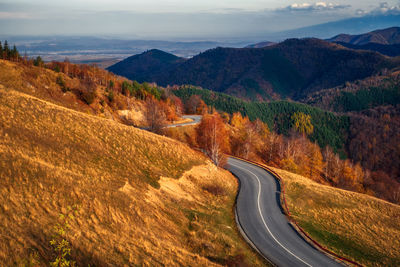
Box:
<box><xmin>0</xmin><ymin>88</ymin><xmax>266</xmax><ymax>266</ymax></box>
<box><xmin>271</xmin><ymin>167</ymin><xmax>400</xmax><ymax>267</ymax></box>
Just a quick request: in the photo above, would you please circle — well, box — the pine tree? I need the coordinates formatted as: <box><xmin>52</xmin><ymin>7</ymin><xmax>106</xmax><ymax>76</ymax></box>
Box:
<box><xmin>34</xmin><ymin>56</ymin><xmax>44</xmax><ymax>67</ymax></box>
<box><xmin>4</xmin><ymin>40</ymin><xmax>9</xmax><ymax>59</ymax></box>
<box><xmin>0</xmin><ymin>41</ymin><xmax>3</xmax><ymax>59</ymax></box>
<box><xmin>12</xmin><ymin>44</ymin><xmax>19</xmax><ymax>61</ymax></box>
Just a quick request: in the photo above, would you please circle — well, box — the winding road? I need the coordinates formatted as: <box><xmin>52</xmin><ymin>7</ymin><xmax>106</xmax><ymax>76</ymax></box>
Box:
<box><xmin>165</xmin><ymin>115</ymin><xmax>202</xmax><ymax>128</ymax></box>
<box><xmin>226</xmin><ymin>157</ymin><xmax>343</xmax><ymax>267</ymax></box>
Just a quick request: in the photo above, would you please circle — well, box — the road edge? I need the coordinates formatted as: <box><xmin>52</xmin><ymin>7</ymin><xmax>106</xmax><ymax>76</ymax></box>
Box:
<box><xmin>229</xmin><ymin>156</ymin><xmax>363</xmax><ymax>267</ymax></box>
<box><xmin>231</xmin><ymin>172</ymin><xmax>277</xmax><ymax>267</ymax></box>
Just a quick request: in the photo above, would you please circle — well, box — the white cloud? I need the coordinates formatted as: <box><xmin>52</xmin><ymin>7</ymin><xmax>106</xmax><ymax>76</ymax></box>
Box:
<box><xmin>356</xmin><ymin>2</ymin><xmax>400</xmax><ymax>16</ymax></box>
<box><xmin>373</xmin><ymin>2</ymin><xmax>400</xmax><ymax>14</ymax></box>
<box><xmin>280</xmin><ymin>2</ymin><xmax>351</xmax><ymax>12</ymax></box>
<box><xmin>0</xmin><ymin>11</ymin><xmax>34</xmax><ymax>19</ymax></box>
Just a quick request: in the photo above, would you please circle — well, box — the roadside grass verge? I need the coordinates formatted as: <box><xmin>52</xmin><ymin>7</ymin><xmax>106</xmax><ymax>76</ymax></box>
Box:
<box><xmin>271</xmin><ymin>167</ymin><xmax>400</xmax><ymax>267</ymax></box>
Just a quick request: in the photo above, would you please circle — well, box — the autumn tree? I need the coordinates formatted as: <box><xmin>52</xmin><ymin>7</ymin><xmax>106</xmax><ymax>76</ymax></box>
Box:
<box><xmin>161</xmin><ymin>98</ymin><xmax>179</xmax><ymax>122</ymax></box>
<box><xmin>291</xmin><ymin>112</ymin><xmax>314</xmax><ymax>136</ymax></box>
<box><xmin>145</xmin><ymin>97</ymin><xmax>166</xmax><ymax>134</ymax></box>
<box><xmin>305</xmin><ymin>142</ymin><xmax>325</xmax><ymax>182</ymax></box>
<box><xmin>229</xmin><ymin>112</ymin><xmax>262</xmax><ymax>160</ymax></box>
<box><xmin>169</xmin><ymin>95</ymin><xmax>184</xmax><ymax>117</ymax></box>
<box><xmin>186</xmin><ymin>95</ymin><xmax>201</xmax><ymax>114</ymax></box>
<box><xmin>196</xmin><ymin>112</ymin><xmax>229</xmax><ymax>166</ymax></box>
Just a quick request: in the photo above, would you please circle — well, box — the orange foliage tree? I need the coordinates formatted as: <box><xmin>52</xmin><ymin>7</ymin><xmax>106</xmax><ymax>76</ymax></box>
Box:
<box><xmin>196</xmin><ymin>112</ymin><xmax>229</xmax><ymax>166</ymax></box>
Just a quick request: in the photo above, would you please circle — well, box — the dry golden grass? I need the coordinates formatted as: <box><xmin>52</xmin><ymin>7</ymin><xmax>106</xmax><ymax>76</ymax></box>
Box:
<box><xmin>0</xmin><ymin>59</ymin><xmax>93</xmax><ymax>114</ymax></box>
<box><xmin>165</xmin><ymin>125</ymin><xmax>198</xmax><ymax>147</ymax></box>
<box><xmin>270</xmin><ymin>167</ymin><xmax>400</xmax><ymax>267</ymax></box>
<box><xmin>0</xmin><ymin>88</ymin><xmax>266</xmax><ymax>266</ymax></box>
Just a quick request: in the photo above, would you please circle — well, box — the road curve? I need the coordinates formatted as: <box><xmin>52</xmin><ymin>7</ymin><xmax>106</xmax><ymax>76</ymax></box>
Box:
<box><xmin>165</xmin><ymin>115</ymin><xmax>202</xmax><ymax>128</ymax></box>
<box><xmin>226</xmin><ymin>157</ymin><xmax>343</xmax><ymax>267</ymax></box>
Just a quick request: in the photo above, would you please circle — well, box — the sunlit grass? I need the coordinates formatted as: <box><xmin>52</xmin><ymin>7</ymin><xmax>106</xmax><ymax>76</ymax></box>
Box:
<box><xmin>271</xmin><ymin>167</ymin><xmax>400</xmax><ymax>267</ymax></box>
<box><xmin>0</xmin><ymin>88</ymin><xmax>266</xmax><ymax>266</ymax></box>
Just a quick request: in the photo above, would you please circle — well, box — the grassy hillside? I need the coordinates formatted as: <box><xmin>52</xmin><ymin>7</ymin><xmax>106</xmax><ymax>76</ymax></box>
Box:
<box><xmin>173</xmin><ymin>86</ymin><xmax>349</xmax><ymax>153</ymax></box>
<box><xmin>271</xmin><ymin>167</ymin><xmax>400</xmax><ymax>267</ymax></box>
<box><xmin>0</xmin><ymin>59</ymin><xmax>170</xmax><ymax>127</ymax></box>
<box><xmin>0</xmin><ymin>88</ymin><xmax>266</xmax><ymax>266</ymax></box>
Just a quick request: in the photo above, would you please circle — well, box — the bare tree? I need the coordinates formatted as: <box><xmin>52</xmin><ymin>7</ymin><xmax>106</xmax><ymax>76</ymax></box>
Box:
<box><xmin>145</xmin><ymin>97</ymin><xmax>166</xmax><ymax>134</ymax></box>
<box><xmin>196</xmin><ymin>113</ymin><xmax>228</xmax><ymax>166</ymax></box>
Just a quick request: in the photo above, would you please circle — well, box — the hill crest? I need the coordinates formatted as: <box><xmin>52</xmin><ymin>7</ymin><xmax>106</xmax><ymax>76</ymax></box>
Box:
<box><xmin>329</xmin><ymin>26</ymin><xmax>400</xmax><ymax>45</ymax></box>
<box><xmin>108</xmin><ymin>38</ymin><xmax>398</xmax><ymax>100</ymax></box>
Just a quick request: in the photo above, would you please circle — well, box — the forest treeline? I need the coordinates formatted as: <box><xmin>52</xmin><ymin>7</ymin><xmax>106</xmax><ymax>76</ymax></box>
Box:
<box><xmin>304</xmin><ymin>72</ymin><xmax>400</xmax><ymax>112</ymax></box>
<box><xmin>170</xmin><ymin>89</ymin><xmax>400</xmax><ymax>203</ymax></box>
<box><xmin>166</xmin><ymin>96</ymin><xmax>400</xmax><ymax>204</ymax></box>
<box><xmin>173</xmin><ymin>86</ymin><xmax>350</xmax><ymax>155</ymax></box>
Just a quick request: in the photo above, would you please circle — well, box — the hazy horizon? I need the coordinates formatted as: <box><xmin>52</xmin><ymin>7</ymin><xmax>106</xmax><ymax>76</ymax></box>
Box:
<box><xmin>1</xmin><ymin>1</ymin><xmax>400</xmax><ymax>39</ymax></box>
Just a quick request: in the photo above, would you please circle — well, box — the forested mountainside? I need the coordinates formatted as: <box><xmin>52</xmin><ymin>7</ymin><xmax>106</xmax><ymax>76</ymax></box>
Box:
<box><xmin>326</xmin><ymin>27</ymin><xmax>400</xmax><ymax>57</ymax></box>
<box><xmin>107</xmin><ymin>49</ymin><xmax>186</xmax><ymax>84</ymax></box>
<box><xmin>303</xmin><ymin>72</ymin><xmax>400</xmax><ymax>187</ymax></box>
<box><xmin>108</xmin><ymin>38</ymin><xmax>399</xmax><ymax>100</ymax></box>
<box><xmin>172</xmin><ymin>86</ymin><xmax>349</xmax><ymax>154</ymax></box>
<box><xmin>334</xmin><ymin>42</ymin><xmax>400</xmax><ymax>57</ymax></box>
<box><xmin>328</xmin><ymin>27</ymin><xmax>400</xmax><ymax>45</ymax></box>
<box><xmin>303</xmin><ymin>71</ymin><xmax>400</xmax><ymax>112</ymax></box>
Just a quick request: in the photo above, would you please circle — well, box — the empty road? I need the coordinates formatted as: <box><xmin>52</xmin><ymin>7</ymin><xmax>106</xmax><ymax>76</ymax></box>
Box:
<box><xmin>165</xmin><ymin>115</ymin><xmax>202</xmax><ymax>128</ymax></box>
<box><xmin>226</xmin><ymin>157</ymin><xmax>343</xmax><ymax>267</ymax></box>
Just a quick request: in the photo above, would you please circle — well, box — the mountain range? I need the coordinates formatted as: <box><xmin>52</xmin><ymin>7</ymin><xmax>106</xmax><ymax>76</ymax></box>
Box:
<box><xmin>269</xmin><ymin>14</ymin><xmax>400</xmax><ymax>40</ymax></box>
<box><xmin>108</xmin><ymin>38</ymin><xmax>399</xmax><ymax>100</ymax></box>
<box><xmin>328</xmin><ymin>27</ymin><xmax>400</xmax><ymax>45</ymax></box>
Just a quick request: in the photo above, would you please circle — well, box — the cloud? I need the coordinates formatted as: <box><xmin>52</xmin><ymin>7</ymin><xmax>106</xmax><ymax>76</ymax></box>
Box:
<box><xmin>0</xmin><ymin>12</ymin><xmax>35</xmax><ymax>19</ymax></box>
<box><xmin>278</xmin><ymin>2</ymin><xmax>351</xmax><ymax>12</ymax></box>
<box><xmin>372</xmin><ymin>2</ymin><xmax>400</xmax><ymax>15</ymax></box>
<box><xmin>355</xmin><ymin>2</ymin><xmax>400</xmax><ymax>16</ymax></box>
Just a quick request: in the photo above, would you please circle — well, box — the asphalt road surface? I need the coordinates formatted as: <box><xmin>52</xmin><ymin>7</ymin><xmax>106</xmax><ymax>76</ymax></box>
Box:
<box><xmin>165</xmin><ymin>115</ymin><xmax>202</xmax><ymax>128</ymax></box>
<box><xmin>226</xmin><ymin>157</ymin><xmax>343</xmax><ymax>267</ymax></box>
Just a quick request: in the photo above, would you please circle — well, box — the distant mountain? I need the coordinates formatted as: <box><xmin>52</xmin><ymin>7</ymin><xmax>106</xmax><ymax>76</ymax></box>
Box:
<box><xmin>324</xmin><ymin>27</ymin><xmax>400</xmax><ymax>57</ymax></box>
<box><xmin>107</xmin><ymin>49</ymin><xmax>185</xmax><ymax>83</ymax></box>
<box><xmin>108</xmin><ymin>38</ymin><xmax>399</xmax><ymax>100</ymax></box>
<box><xmin>335</xmin><ymin>42</ymin><xmax>400</xmax><ymax>57</ymax></box>
<box><xmin>270</xmin><ymin>14</ymin><xmax>400</xmax><ymax>40</ymax></box>
<box><xmin>245</xmin><ymin>41</ymin><xmax>276</xmax><ymax>48</ymax></box>
<box><xmin>328</xmin><ymin>27</ymin><xmax>400</xmax><ymax>45</ymax></box>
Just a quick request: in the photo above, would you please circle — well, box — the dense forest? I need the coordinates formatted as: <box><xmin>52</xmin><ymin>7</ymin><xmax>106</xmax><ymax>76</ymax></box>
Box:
<box><xmin>304</xmin><ymin>72</ymin><xmax>400</xmax><ymax>112</ymax></box>
<box><xmin>173</xmin><ymin>86</ymin><xmax>349</xmax><ymax>154</ymax></box>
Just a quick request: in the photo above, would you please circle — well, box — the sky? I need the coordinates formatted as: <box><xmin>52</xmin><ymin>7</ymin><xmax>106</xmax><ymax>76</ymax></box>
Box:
<box><xmin>0</xmin><ymin>1</ymin><xmax>399</xmax><ymax>39</ymax></box>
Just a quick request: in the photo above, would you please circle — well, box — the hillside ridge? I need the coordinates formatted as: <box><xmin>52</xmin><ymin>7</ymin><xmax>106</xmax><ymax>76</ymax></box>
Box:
<box><xmin>108</xmin><ymin>38</ymin><xmax>398</xmax><ymax>100</ymax></box>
